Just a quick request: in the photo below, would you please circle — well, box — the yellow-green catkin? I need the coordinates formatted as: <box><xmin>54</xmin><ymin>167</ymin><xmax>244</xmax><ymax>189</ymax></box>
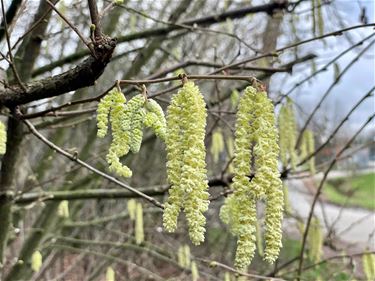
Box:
<box><xmin>178</xmin><ymin>244</ymin><xmax>191</xmax><ymax>268</ymax></box>
<box><xmin>0</xmin><ymin>121</ymin><xmax>6</xmax><ymax>155</ymax></box>
<box><xmin>127</xmin><ymin>199</ymin><xmax>136</xmax><ymax>220</ymax></box>
<box><xmin>220</xmin><ymin>86</ymin><xmax>283</xmax><ymax>270</ymax></box>
<box><xmin>191</xmin><ymin>261</ymin><xmax>199</xmax><ymax>281</ymax></box>
<box><xmin>184</xmin><ymin>245</ymin><xmax>191</xmax><ymax>268</ymax></box>
<box><xmin>163</xmin><ymin>81</ymin><xmax>209</xmax><ymax>245</ymax></box>
<box><xmin>305</xmin><ymin>130</ymin><xmax>316</xmax><ymax>174</ymax></box>
<box><xmin>221</xmin><ymin>87</ymin><xmax>257</xmax><ymax>269</ymax></box>
<box><xmin>96</xmin><ymin>89</ymin><xmax>120</xmax><ymax>138</ymax></box>
<box><xmin>256</xmin><ymin>220</ymin><xmax>264</xmax><ymax>257</ymax></box>
<box><xmin>124</xmin><ymin>94</ymin><xmax>147</xmax><ymax>154</ymax></box>
<box><xmin>143</xmin><ymin>99</ymin><xmax>167</xmax><ymax>141</ymax></box>
<box><xmin>224</xmin><ymin>272</ymin><xmax>232</xmax><ymax>281</ymax></box>
<box><xmin>220</xmin><ymin>194</ymin><xmax>241</xmax><ymax>235</ymax></box>
<box><xmin>106</xmin><ymin>266</ymin><xmax>115</xmax><ymax>281</ymax></box>
<box><xmin>283</xmin><ymin>183</ymin><xmax>292</xmax><ymax>214</ymax></box>
<box><xmin>178</xmin><ymin>246</ymin><xmax>185</xmax><ymax>268</ymax></box>
<box><xmin>362</xmin><ymin>251</ymin><xmax>375</xmax><ymax>281</ymax></box>
<box><xmin>97</xmin><ymin>88</ymin><xmax>133</xmax><ymax>178</ymax></box>
<box><xmin>278</xmin><ymin>98</ymin><xmax>298</xmax><ymax>169</ymax></box>
<box><xmin>98</xmin><ymin>89</ymin><xmax>162</xmax><ymax>178</ymax></box>
<box><xmin>231</xmin><ymin>89</ymin><xmax>240</xmax><ymax>108</ymax></box>
<box><xmin>226</xmin><ymin>136</ymin><xmax>235</xmax><ymax>173</ymax></box>
<box><xmin>256</xmin><ymin>91</ymin><xmax>284</xmax><ymax>265</ymax></box>
<box><xmin>57</xmin><ymin>200</ymin><xmax>69</xmax><ymax>218</ymax></box>
<box><xmin>308</xmin><ymin>217</ymin><xmax>323</xmax><ymax>262</ymax></box>
<box><xmin>211</xmin><ymin>128</ymin><xmax>225</xmax><ymax>163</ymax></box>
<box><xmin>135</xmin><ymin>202</ymin><xmax>144</xmax><ymax>244</ymax></box>
<box><xmin>31</xmin><ymin>250</ymin><xmax>42</xmax><ymax>272</ymax></box>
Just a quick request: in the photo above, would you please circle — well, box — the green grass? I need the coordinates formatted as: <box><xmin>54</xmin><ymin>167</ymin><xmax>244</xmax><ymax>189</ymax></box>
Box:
<box><xmin>323</xmin><ymin>173</ymin><xmax>375</xmax><ymax>210</ymax></box>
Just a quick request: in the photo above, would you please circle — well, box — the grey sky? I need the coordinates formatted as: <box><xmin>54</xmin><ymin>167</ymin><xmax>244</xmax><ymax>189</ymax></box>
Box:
<box><xmin>272</xmin><ymin>0</ymin><xmax>374</xmax><ymax>135</ymax></box>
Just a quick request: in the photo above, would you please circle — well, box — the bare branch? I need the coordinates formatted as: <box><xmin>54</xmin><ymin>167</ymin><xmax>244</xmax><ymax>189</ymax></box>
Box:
<box><xmin>24</xmin><ymin>120</ymin><xmax>164</xmax><ymax>209</ymax></box>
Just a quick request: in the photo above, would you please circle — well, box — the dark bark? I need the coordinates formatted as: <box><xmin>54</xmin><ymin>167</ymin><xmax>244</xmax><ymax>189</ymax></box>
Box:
<box><xmin>0</xmin><ymin>38</ymin><xmax>117</xmax><ymax>107</ymax></box>
<box><xmin>0</xmin><ymin>117</ymin><xmax>24</xmax><ymax>265</ymax></box>
<box><xmin>31</xmin><ymin>1</ymin><xmax>290</xmax><ymax>77</ymax></box>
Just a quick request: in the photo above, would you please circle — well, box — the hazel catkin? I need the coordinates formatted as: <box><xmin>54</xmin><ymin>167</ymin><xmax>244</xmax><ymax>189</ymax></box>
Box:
<box><xmin>163</xmin><ymin>81</ymin><xmax>209</xmax><ymax>245</ymax></box>
<box><xmin>278</xmin><ymin>98</ymin><xmax>298</xmax><ymax>170</ymax></box>
<box><xmin>220</xmin><ymin>86</ymin><xmax>284</xmax><ymax>270</ymax></box>
<box><xmin>0</xmin><ymin>121</ymin><xmax>6</xmax><ymax>155</ymax></box>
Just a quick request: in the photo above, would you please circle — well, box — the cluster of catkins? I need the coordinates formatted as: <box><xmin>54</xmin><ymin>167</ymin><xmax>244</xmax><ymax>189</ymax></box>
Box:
<box><xmin>0</xmin><ymin>121</ymin><xmax>6</xmax><ymax>155</ymax></box>
<box><xmin>278</xmin><ymin>98</ymin><xmax>316</xmax><ymax>174</ymax></box>
<box><xmin>96</xmin><ymin>82</ymin><xmax>284</xmax><ymax>269</ymax></box>
<box><xmin>96</xmin><ymin>88</ymin><xmax>166</xmax><ymax>178</ymax></box>
<box><xmin>220</xmin><ymin>86</ymin><xmax>284</xmax><ymax>270</ymax></box>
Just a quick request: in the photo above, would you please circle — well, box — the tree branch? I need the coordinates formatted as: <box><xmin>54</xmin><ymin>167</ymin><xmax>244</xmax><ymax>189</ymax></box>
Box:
<box><xmin>31</xmin><ymin>1</ymin><xmax>292</xmax><ymax>76</ymax></box>
<box><xmin>0</xmin><ymin>38</ymin><xmax>116</xmax><ymax>107</ymax></box>
<box><xmin>23</xmin><ymin>119</ymin><xmax>164</xmax><ymax>209</ymax></box>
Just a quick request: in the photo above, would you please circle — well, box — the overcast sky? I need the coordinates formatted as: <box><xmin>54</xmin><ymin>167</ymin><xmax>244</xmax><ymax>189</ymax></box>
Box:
<box><xmin>272</xmin><ymin>0</ymin><xmax>374</xmax><ymax>136</ymax></box>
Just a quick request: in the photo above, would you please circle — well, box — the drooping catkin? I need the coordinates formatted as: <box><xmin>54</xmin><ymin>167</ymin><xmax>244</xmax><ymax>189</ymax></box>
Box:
<box><xmin>163</xmin><ymin>81</ymin><xmax>209</xmax><ymax>245</ymax></box>
<box><xmin>135</xmin><ymin>202</ymin><xmax>144</xmax><ymax>244</ymax></box>
<box><xmin>220</xmin><ymin>86</ymin><xmax>283</xmax><ymax>270</ymax></box>
<box><xmin>97</xmin><ymin>89</ymin><xmax>166</xmax><ymax>178</ymax></box>
<box><xmin>224</xmin><ymin>272</ymin><xmax>232</xmax><ymax>281</ymax></box>
<box><xmin>220</xmin><ymin>194</ymin><xmax>241</xmax><ymax>235</ymax></box>
<box><xmin>191</xmin><ymin>261</ymin><xmax>199</xmax><ymax>281</ymax></box>
<box><xmin>177</xmin><ymin>244</ymin><xmax>191</xmax><ymax>268</ymax></box>
<box><xmin>308</xmin><ymin>217</ymin><xmax>323</xmax><ymax>262</ymax></box>
<box><xmin>255</xmin><ymin>91</ymin><xmax>284</xmax><ymax>264</ymax></box>
<box><xmin>127</xmin><ymin>199</ymin><xmax>136</xmax><ymax>220</ymax></box>
<box><xmin>226</xmin><ymin>136</ymin><xmax>235</xmax><ymax>173</ymax></box>
<box><xmin>124</xmin><ymin>94</ymin><xmax>147</xmax><ymax>154</ymax></box>
<box><xmin>211</xmin><ymin>128</ymin><xmax>225</xmax><ymax>163</ymax></box>
<box><xmin>143</xmin><ymin>99</ymin><xmax>167</xmax><ymax>141</ymax></box>
<box><xmin>31</xmin><ymin>250</ymin><xmax>42</xmax><ymax>272</ymax></box>
<box><xmin>96</xmin><ymin>88</ymin><xmax>121</xmax><ymax>138</ymax></box>
<box><xmin>362</xmin><ymin>251</ymin><xmax>375</xmax><ymax>281</ymax></box>
<box><xmin>283</xmin><ymin>183</ymin><xmax>292</xmax><ymax>214</ymax></box>
<box><xmin>97</xmin><ymin>88</ymin><xmax>133</xmax><ymax>177</ymax></box>
<box><xmin>178</xmin><ymin>246</ymin><xmax>185</xmax><ymax>268</ymax></box>
<box><xmin>305</xmin><ymin>130</ymin><xmax>316</xmax><ymax>174</ymax></box>
<box><xmin>278</xmin><ymin>98</ymin><xmax>298</xmax><ymax>170</ymax></box>
<box><xmin>256</xmin><ymin>220</ymin><xmax>264</xmax><ymax>257</ymax></box>
<box><xmin>57</xmin><ymin>200</ymin><xmax>69</xmax><ymax>218</ymax></box>
<box><xmin>0</xmin><ymin>121</ymin><xmax>6</xmax><ymax>155</ymax></box>
<box><xmin>106</xmin><ymin>266</ymin><xmax>115</xmax><ymax>281</ymax></box>
<box><xmin>230</xmin><ymin>89</ymin><xmax>240</xmax><ymax>108</ymax></box>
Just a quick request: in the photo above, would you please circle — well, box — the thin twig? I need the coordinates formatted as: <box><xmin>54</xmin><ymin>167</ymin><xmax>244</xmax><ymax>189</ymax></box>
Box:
<box><xmin>119</xmin><ymin>74</ymin><xmax>258</xmax><ymax>85</ymax></box>
<box><xmin>87</xmin><ymin>0</ymin><xmax>101</xmax><ymax>38</ymax></box>
<box><xmin>197</xmin><ymin>258</ymin><xmax>286</xmax><ymax>281</ymax></box>
<box><xmin>296</xmin><ymin>113</ymin><xmax>375</xmax><ymax>280</ymax></box>
<box><xmin>23</xmin><ymin>119</ymin><xmax>164</xmax><ymax>209</ymax></box>
<box><xmin>296</xmin><ymin>85</ymin><xmax>374</xmax><ymax>168</ymax></box>
<box><xmin>0</xmin><ymin>0</ymin><xmax>26</xmax><ymax>91</ymax></box>
<box><xmin>45</xmin><ymin>0</ymin><xmax>96</xmax><ymax>56</ymax></box>
<box><xmin>276</xmin><ymin>32</ymin><xmax>375</xmax><ymax>105</ymax></box>
<box><xmin>295</xmin><ymin>39</ymin><xmax>375</xmax><ymax>149</ymax></box>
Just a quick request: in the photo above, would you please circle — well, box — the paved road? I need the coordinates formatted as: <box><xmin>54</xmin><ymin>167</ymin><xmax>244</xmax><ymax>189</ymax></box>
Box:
<box><xmin>286</xmin><ymin>176</ymin><xmax>375</xmax><ymax>249</ymax></box>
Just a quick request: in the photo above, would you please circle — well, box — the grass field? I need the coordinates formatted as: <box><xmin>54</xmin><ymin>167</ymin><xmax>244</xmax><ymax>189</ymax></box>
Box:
<box><xmin>323</xmin><ymin>173</ymin><xmax>375</xmax><ymax>210</ymax></box>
